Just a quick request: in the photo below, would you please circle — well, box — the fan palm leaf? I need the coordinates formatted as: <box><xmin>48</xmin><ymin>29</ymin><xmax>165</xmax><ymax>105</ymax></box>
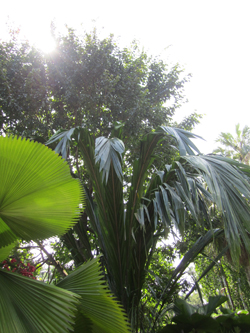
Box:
<box><xmin>0</xmin><ymin>257</ymin><xmax>130</xmax><ymax>333</ymax></box>
<box><xmin>57</xmin><ymin>256</ymin><xmax>130</xmax><ymax>333</ymax></box>
<box><xmin>0</xmin><ymin>136</ymin><xmax>83</xmax><ymax>332</ymax></box>
<box><xmin>0</xmin><ymin>270</ymin><xmax>79</xmax><ymax>333</ymax></box>
<box><xmin>0</xmin><ymin>242</ymin><xmax>17</xmax><ymax>262</ymax></box>
<box><xmin>0</xmin><ymin>136</ymin><xmax>83</xmax><ymax>250</ymax></box>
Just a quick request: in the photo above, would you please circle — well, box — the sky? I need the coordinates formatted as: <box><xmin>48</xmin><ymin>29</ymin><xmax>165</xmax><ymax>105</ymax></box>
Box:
<box><xmin>1</xmin><ymin>0</ymin><xmax>249</xmax><ymax>153</ymax></box>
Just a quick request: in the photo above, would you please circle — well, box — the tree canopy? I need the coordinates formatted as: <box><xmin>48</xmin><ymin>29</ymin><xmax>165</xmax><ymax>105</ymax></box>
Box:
<box><xmin>0</xmin><ymin>27</ymin><xmax>198</xmax><ymax>144</ymax></box>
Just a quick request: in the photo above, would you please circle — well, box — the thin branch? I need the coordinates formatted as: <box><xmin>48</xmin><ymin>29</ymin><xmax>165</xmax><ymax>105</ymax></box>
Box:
<box><xmin>17</xmin><ymin>246</ymin><xmax>39</xmax><ymax>250</ymax></box>
<box><xmin>38</xmin><ymin>241</ymin><xmax>68</xmax><ymax>278</ymax></box>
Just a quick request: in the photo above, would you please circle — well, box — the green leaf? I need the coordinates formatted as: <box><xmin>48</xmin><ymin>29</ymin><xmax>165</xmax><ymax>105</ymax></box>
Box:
<box><xmin>160</xmin><ymin>126</ymin><xmax>202</xmax><ymax>155</ymax></box>
<box><xmin>95</xmin><ymin>136</ymin><xmax>125</xmax><ymax>183</ymax></box>
<box><xmin>171</xmin><ymin>229</ymin><xmax>223</xmax><ymax>283</ymax></box>
<box><xmin>0</xmin><ymin>136</ymin><xmax>83</xmax><ymax>248</ymax></box>
<box><xmin>185</xmin><ymin>246</ymin><xmax>229</xmax><ymax>299</ymax></box>
<box><xmin>173</xmin><ymin>298</ymin><xmax>197</xmax><ymax>317</ymax></box>
<box><xmin>46</xmin><ymin>128</ymin><xmax>75</xmax><ymax>160</ymax></box>
<box><xmin>0</xmin><ymin>270</ymin><xmax>80</xmax><ymax>333</ymax></box>
<box><xmin>57</xmin><ymin>257</ymin><xmax>130</xmax><ymax>332</ymax></box>
<box><xmin>204</xmin><ymin>296</ymin><xmax>228</xmax><ymax>316</ymax></box>
<box><xmin>0</xmin><ymin>241</ymin><xmax>17</xmax><ymax>262</ymax></box>
<box><xmin>183</xmin><ymin>155</ymin><xmax>250</xmax><ymax>263</ymax></box>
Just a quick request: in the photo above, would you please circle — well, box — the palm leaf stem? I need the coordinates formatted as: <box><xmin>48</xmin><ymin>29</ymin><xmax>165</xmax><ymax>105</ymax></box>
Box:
<box><xmin>220</xmin><ymin>264</ymin><xmax>235</xmax><ymax>310</ymax></box>
<box><xmin>145</xmin><ymin>227</ymin><xmax>162</xmax><ymax>272</ymax></box>
<box><xmin>111</xmin><ymin>162</ymin><xmax>124</xmax><ymax>294</ymax></box>
<box><xmin>78</xmin><ymin>136</ymin><xmax>108</xmax><ymax>224</ymax></box>
<box><xmin>72</xmin><ymin>216</ymin><xmax>93</xmax><ymax>261</ymax></box>
<box><xmin>129</xmin><ymin>134</ymin><xmax>161</xmax><ymax>215</ymax></box>
<box><xmin>152</xmin><ymin>229</ymin><xmax>223</xmax><ymax>328</ymax></box>
<box><xmin>126</xmin><ymin>133</ymin><xmax>162</xmax><ymax>286</ymax></box>
<box><xmin>185</xmin><ymin>245</ymin><xmax>229</xmax><ymax>299</ymax></box>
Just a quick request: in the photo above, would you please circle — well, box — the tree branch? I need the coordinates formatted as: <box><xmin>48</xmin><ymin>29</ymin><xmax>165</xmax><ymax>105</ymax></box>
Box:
<box><xmin>38</xmin><ymin>242</ymin><xmax>68</xmax><ymax>278</ymax></box>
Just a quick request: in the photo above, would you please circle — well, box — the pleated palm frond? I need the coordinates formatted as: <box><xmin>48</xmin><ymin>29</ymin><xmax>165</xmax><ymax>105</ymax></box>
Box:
<box><xmin>182</xmin><ymin>155</ymin><xmax>250</xmax><ymax>263</ymax></box>
<box><xmin>69</xmin><ymin>128</ymin><xmax>127</xmax><ymax>301</ymax></box>
<box><xmin>143</xmin><ymin>152</ymin><xmax>250</xmax><ymax>262</ymax></box>
<box><xmin>46</xmin><ymin>128</ymin><xmax>76</xmax><ymax>159</ymax></box>
<box><xmin>146</xmin><ymin>160</ymin><xmax>210</xmax><ymax>235</ymax></box>
<box><xmin>95</xmin><ymin>136</ymin><xmax>125</xmax><ymax>183</ymax></box>
<box><xmin>160</xmin><ymin>126</ymin><xmax>203</xmax><ymax>156</ymax></box>
<box><xmin>46</xmin><ymin>126</ymin><xmax>130</xmax><ymax>322</ymax></box>
<box><xmin>57</xmin><ymin>256</ymin><xmax>130</xmax><ymax>333</ymax></box>
<box><xmin>125</xmin><ymin>126</ymin><xmax>202</xmax><ymax>243</ymax></box>
<box><xmin>119</xmin><ymin>127</ymin><xmax>204</xmax><ymax>318</ymax></box>
<box><xmin>0</xmin><ymin>136</ymin><xmax>83</xmax><ymax>250</ymax></box>
<box><xmin>0</xmin><ymin>242</ymin><xmax>17</xmax><ymax>262</ymax></box>
<box><xmin>0</xmin><ymin>270</ymin><xmax>80</xmax><ymax>333</ymax></box>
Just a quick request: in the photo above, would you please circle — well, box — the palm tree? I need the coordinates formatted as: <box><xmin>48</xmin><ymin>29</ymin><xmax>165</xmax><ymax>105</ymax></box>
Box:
<box><xmin>213</xmin><ymin>123</ymin><xmax>250</xmax><ymax>164</ymax></box>
<box><xmin>210</xmin><ymin>124</ymin><xmax>250</xmax><ymax>306</ymax></box>
<box><xmin>48</xmin><ymin>123</ymin><xmax>250</xmax><ymax>331</ymax></box>
<box><xmin>0</xmin><ymin>136</ymin><xmax>130</xmax><ymax>333</ymax></box>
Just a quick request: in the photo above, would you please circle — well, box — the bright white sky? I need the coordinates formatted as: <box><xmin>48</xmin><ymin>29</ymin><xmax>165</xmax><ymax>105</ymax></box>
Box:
<box><xmin>1</xmin><ymin>0</ymin><xmax>249</xmax><ymax>153</ymax></box>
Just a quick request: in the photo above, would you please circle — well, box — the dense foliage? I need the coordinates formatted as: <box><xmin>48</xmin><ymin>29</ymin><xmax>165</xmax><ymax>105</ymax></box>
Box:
<box><xmin>1</xmin><ymin>28</ymin><xmax>250</xmax><ymax>333</ymax></box>
<box><xmin>0</xmin><ymin>27</ymin><xmax>198</xmax><ymax>141</ymax></box>
<box><xmin>159</xmin><ymin>297</ymin><xmax>250</xmax><ymax>333</ymax></box>
<box><xmin>185</xmin><ymin>124</ymin><xmax>250</xmax><ymax>314</ymax></box>
<box><xmin>45</xmin><ymin>124</ymin><xmax>250</xmax><ymax>332</ymax></box>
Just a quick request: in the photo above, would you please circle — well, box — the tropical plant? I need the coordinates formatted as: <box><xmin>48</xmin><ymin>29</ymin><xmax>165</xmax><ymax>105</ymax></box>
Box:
<box><xmin>194</xmin><ymin>248</ymin><xmax>250</xmax><ymax>311</ymax></box>
<box><xmin>139</xmin><ymin>245</ymin><xmax>191</xmax><ymax>329</ymax></box>
<box><xmin>159</xmin><ymin>296</ymin><xmax>250</xmax><ymax>333</ymax></box>
<box><xmin>47</xmin><ymin>122</ymin><xmax>250</xmax><ymax>331</ymax></box>
<box><xmin>0</xmin><ymin>136</ymin><xmax>130</xmax><ymax>332</ymax></box>
<box><xmin>213</xmin><ymin>123</ymin><xmax>250</xmax><ymax>164</ymax></box>
<box><xmin>187</xmin><ymin>124</ymin><xmax>250</xmax><ymax>311</ymax></box>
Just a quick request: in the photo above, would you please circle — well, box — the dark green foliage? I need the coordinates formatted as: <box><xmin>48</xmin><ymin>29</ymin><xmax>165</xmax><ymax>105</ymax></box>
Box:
<box><xmin>185</xmin><ymin>124</ymin><xmax>250</xmax><ymax>313</ymax></box>
<box><xmin>179</xmin><ymin>211</ymin><xmax>250</xmax><ymax>313</ymax></box>
<box><xmin>0</xmin><ymin>35</ymin><xmax>49</xmax><ymax>137</ymax></box>
<box><xmin>0</xmin><ymin>28</ymin><xmax>193</xmax><ymax>145</ymax></box>
<box><xmin>159</xmin><ymin>297</ymin><xmax>250</xmax><ymax>333</ymax></box>
<box><xmin>195</xmin><ymin>249</ymin><xmax>250</xmax><ymax>311</ymax></box>
<box><xmin>46</xmin><ymin>124</ymin><xmax>250</xmax><ymax>332</ymax></box>
<box><xmin>139</xmin><ymin>245</ymin><xmax>191</xmax><ymax>331</ymax></box>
